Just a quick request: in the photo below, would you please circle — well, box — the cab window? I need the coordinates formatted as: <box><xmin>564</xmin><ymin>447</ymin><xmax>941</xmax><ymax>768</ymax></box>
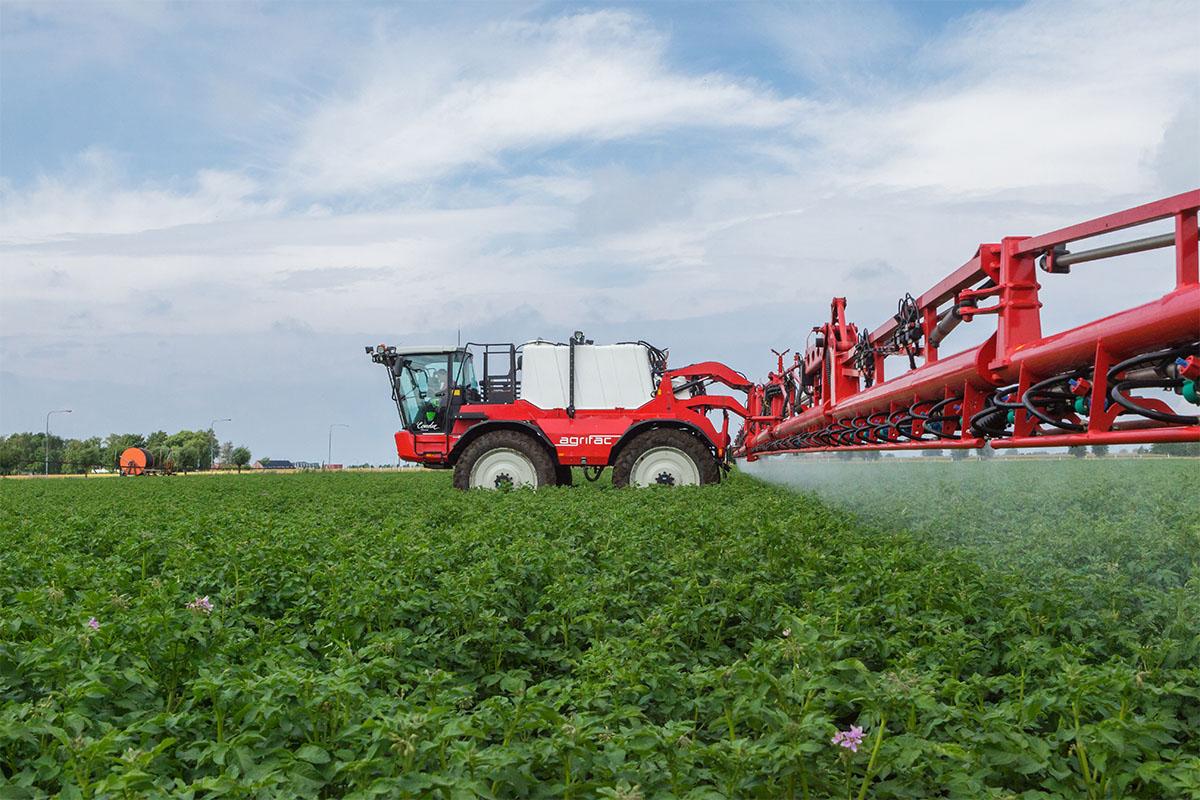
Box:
<box><xmin>451</xmin><ymin>352</ymin><xmax>480</xmax><ymax>401</ymax></box>
<box><xmin>396</xmin><ymin>354</ymin><xmax>451</xmax><ymax>431</ymax></box>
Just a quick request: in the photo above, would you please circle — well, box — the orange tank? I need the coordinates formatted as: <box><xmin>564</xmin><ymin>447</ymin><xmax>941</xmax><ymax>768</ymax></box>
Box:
<box><xmin>118</xmin><ymin>447</ymin><xmax>154</xmax><ymax>476</ymax></box>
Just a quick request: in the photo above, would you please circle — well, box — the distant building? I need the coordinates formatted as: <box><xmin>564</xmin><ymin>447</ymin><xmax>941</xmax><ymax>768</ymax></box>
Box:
<box><xmin>255</xmin><ymin>459</ymin><xmax>294</xmax><ymax>470</ymax></box>
<box><xmin>294</xmin><ymin>461</ymin><xmax>321</xmax><ymax>470</ymax></box>
<box><xmin>324</xmin><ymin>464</ymin><xmax>343</xmax><ymax>470</ymax></box>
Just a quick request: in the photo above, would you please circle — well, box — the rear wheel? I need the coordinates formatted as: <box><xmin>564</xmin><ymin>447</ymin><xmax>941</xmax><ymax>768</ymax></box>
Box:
<box><xmin>454</xmin><ymin>430</ymin><xmax>557</xmax><ymax>490</ymax></box>
<box><xmin>612</xmin><ymin>428</ymin><xmax>720</xmax><ymax>488</ymax></box>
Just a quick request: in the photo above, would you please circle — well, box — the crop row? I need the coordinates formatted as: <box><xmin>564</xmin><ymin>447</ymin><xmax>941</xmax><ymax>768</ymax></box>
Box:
<box><xmin>1</xmin><ymin>467</ymin><xmax>1197</xmax><ymax>798</ymax></box>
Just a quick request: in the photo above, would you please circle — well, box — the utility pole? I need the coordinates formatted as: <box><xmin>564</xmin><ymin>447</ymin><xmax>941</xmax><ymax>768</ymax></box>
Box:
<box><xmin>45</xmin><ymin>409</ymin><xmax>72</xmax><ymax>475</ymax></box>
<box><xmin>327</xmin><ymin>423</ymin><xmax>349</xmax><ymax>469</ymax></box>
<box><xmin>209</xmin><ymin>418</ymin><xmax>231</xmax><ymax>469</ymax></box>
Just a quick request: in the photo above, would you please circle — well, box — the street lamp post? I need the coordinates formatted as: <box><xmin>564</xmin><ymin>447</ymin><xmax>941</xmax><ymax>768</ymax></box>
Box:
<box><xmin>209</xmin><ymin>418</ymin><xmax>231</xmax><ymax>469</ymax></box>
<box><xmin>328</xmin><ymin>423</ymin><xmax>349</xmax><ymax>469</ymax></box>
<box><xmin>45</xmin><ymin>409</ymin><xmax>72</xmax><ymax>475</ymax></box>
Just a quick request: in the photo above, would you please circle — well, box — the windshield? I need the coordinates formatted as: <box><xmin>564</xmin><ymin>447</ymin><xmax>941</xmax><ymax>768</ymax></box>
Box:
<box><xmin>395</xmin><ymin>351</ymin><xmax>478</xmax><ymax>431</ymax></box>
<box><xmin>396</xmin><ymin>354</ymin><xmax>448</xmax><ymax>431</ymax></box>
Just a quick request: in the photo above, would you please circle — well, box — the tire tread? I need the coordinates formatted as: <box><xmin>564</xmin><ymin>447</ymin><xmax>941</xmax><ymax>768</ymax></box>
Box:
<box><xmin>453</xmin><ymin>430</ymin><xmax>557</xmax><ymax>490</ymax></box>
<box><xmin>611</xmin><ymin>428</ymin><xmax>720</xmax><ymax>488</ymax></box>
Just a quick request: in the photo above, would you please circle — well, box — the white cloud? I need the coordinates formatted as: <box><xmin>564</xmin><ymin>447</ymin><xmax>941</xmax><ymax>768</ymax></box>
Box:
<box><xmin>1149</xmin><ymin>105</ymin><xmax>1200</xmax><ymax>195</ymax></box>
<box><xmin>796</xmin><ymin>0</ymin><xmax>1199</xmax><ymax>197</ymax></box>
<box><xmin>286</xmin><ymin>10</ymin><xmax>807</xmax><ymax>192</ymax></box>
<box><xmin>0</xmin><ymin>149</ymin><xmax>280</xmax><ymax>244</ymax></box>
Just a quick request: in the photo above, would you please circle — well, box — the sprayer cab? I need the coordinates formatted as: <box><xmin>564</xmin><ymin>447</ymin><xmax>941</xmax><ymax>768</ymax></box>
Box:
<box><xmin>367</xmin><ymin>345</ymin><xmax>479</xmax><ymax>433</ymax></box>
<box><xmin>366</xmin><ymin>335</ymin><xmax>757</xmax><ymax>490</ymax></box>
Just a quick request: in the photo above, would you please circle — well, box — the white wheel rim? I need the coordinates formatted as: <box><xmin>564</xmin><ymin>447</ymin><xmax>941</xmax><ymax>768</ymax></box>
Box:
<box><xmin>469</xmin><ymin>448</ymin><xmax>539</xmax><ymax>489</ymax></box>
<box><xmin>630</xmin><ymin>446</ymin><xmax>700</xmax><ymax>487</ymax></box>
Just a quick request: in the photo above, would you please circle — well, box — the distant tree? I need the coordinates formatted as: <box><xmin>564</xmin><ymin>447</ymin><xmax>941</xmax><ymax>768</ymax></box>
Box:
<box><xmin>104</xmin><ymin>433</ymin><xmax>146</xmax><ymax>468</ymax></box>
<box><xmin>63</xmin><ymin>437</ymin><xmax>104</xmax><ymax>473</ymax></box>
<box><xmin>219</xmin><ymin>441</ymin><xmax>234</xmax><ymax>466</ymax></box>
<box><xmin>1150</xmin><ymin>441</ymin><xmax>1200</xmax><ymax>456</ymax></box>
<box><xmin>181</xmin><ymin>445</ymin><xmax>202</xmax><ymax>472</ymax></box>
<box><xmin>950</xmin><ymin>449</ymin><xmax>967</xmax><ymax>461</ymax></box>
<box><xmin>0</xmin><ymin>428</ymin><xmax>248</xmax><ymax>476</ymax></box>
<box><xmin>231</xmin><ymin>447</ymin><xmax>252</xmax><ymax>472</ymax></box>
<box><xmin>920</xmin><ymin>449</ymin><xmax>943</xmax><ymax>457</ymax></box>
<box><xmin>159</xmin><ymin>430</ymin><xmax>216</xmax><ymax>470</ymax></box>
<box><xmin>1068</xmin><ymin>445</ymin><xmax>1087</xmax><ymax>458</ymax></box>
<box><xmin>41</xmin><ymin>434</ymin><xmax>66</xmax><ymax>474</ymax></box>
<box><xmin>0</xmin><ymin>433</ymin><xmax>43</xmax><ymax>473</ymax></box>
<box><xmin>1091</xmin><ymin>444</ymin><xmax>1110</xmax><ymax>458</ymax></box>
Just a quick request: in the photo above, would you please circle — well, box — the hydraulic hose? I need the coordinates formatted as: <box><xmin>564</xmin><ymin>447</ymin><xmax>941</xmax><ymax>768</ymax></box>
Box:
<box><xmin>1107</xmin><ymin>343</ymin><xmax>1200</xmax><ymax>426</ymax></box>
<box><xmin>1021</xmin><ymin>372</ymin><xmax>1088</xmax><ymax>432</ymax></box>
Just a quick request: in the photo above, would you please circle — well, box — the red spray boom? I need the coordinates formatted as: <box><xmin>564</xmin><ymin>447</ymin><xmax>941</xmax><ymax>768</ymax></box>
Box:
<box><xmin>738</xmin><ymin>190</ymin><xmax>1200</xmax><ymax>458</ymax></box>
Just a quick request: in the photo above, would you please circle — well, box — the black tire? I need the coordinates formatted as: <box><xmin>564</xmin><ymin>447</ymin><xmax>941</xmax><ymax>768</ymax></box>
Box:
<box><xmin>453</xmin><ymin>430</ymin><xmax>557</xmax><ymax>490</ymax></box>
<box><xmin>555</xmin><ymin>465</ymin><xmax>574</xmax><ymax>487</ymax></box>
<box><xmin>611</xmin><ymin>428</ymin><xmax>721</xmax><ymax>488</ymax></box>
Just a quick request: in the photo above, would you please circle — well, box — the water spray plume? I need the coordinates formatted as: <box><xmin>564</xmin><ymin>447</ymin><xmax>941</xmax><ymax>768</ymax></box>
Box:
<box><xmin>741</xmin><ymin>453</ymin><xmax>1198</xmax><ymax>589</ymax></box>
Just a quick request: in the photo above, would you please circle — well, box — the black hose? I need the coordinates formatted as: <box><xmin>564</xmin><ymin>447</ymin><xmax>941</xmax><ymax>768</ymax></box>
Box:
<box><xmin>1021</xmin><ymin>372</ymin><xmax>1088</xmax><ymax>432</ymax></box>
<box><xmin>924</xmin><ymin>396</ymin><xmax>964</xmax><ymax>440</ymax></box>
<box><xmin>970</xmin><ymin>386</ymin><xmax>1018</xmax><ymax>438</ymax></box>
<box><xmin>892</xmin><ymin>293</ymin><xmax>922</xmax><ymax>370</ymax></box>
<box><xmin>880</xmin><ymin>409</ymin><xmax>912</xmax><ymax>441</ymax></box>
<box><xmin>853</xmin><ymin>333</ymin><xmax>876</xmax><ymax>388</ymax></box>
<box><xmin>862</xmin><ymin>413</ymin><xmax>885</xmax><ymax>443</ymax></box>
<box><xmin>969</xmin><ymin>405</ymin><xmax>1009</xmax><ymax>438</ymax></box>
<box><xmin>852</xmin><ymin>415</ymin><xmax>874</xmax><ymax>444</ymax></box>
<box><xmin>1111</xmin><ymin>379</ymin><xmax>1198</xmax><ymax>425</ymax></box>
<box><xmin>1106</xmin><ymin>343</ymin><xmax>1200</xmax><ymax>425</ymax></box>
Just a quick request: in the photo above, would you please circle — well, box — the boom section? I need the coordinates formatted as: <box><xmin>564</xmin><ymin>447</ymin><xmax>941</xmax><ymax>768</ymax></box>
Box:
<box><xmin>738</xmin><ymin>190</ymin><xmax>1200</xmax><ymax>457</ymax></box>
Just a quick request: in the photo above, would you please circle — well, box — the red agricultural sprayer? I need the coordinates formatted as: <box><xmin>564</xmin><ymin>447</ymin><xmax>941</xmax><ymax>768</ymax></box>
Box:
<box><xmin>367</xmin><ymin>335</ymin><xmax>752</xmax><ymax>489</ymax></box>
<box><xmin>737</xmin><ymin>190</ymin><xmax>1200</xmax><ymax>458</ymax></box>
<box><xmin>367</xmin><ymin>190</ymin><xmax>1199</xmax><ymax>488</ymax></box>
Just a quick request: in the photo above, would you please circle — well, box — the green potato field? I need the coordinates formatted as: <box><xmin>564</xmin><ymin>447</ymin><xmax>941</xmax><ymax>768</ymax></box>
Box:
<box><xmin>1</xmin><ymin>462</ymin><xmax>1198</xmax><ymax>798</ymax></box>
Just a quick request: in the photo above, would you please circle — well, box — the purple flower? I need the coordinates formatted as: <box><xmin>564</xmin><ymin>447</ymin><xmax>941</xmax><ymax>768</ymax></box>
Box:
<box><xmin>87</xmin><ymin>617</ymin><xmax>100</xmax><ymax>630</ymax></box>
<box><xmin>831</xmin><ymin>725</ymin><xmax>865</xmax><ymax>752</ymax></box>
<box><xmin>186</xmin><ymin>595</ymin><xmax>214</xmax><ymax>614</ymax></box>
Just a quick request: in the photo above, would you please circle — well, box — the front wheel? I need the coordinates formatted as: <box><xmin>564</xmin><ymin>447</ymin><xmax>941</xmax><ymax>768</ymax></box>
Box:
<box><xmin>454</xmin><ymin>430</ymin><xmax>558</xmax><ymax>490</ymax></box>
<box><xmin>611</xmin><ymin>428</ymin><xmax>721</xmax><ymax>488</ymax></box>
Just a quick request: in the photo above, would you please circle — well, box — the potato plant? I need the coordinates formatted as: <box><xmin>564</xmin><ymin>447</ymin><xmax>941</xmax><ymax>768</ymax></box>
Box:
<box><xmin>0</xmin><ymin>465</ymin><xmax>1197</xmax><ymax>798</ymax></box>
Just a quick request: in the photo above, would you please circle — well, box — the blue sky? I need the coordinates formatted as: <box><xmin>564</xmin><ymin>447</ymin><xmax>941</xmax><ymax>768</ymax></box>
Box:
<box><xmin>1</xmin><ymin>0</ymin><xmax>1197</xmax><ymax>464</ymax></box>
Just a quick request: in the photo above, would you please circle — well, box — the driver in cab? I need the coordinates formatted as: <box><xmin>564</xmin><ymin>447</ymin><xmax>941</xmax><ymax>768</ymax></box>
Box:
<box><xmin>418</xmin><ymin>368</ymin><xmax>450</xmax><ymax>431</ymax></box>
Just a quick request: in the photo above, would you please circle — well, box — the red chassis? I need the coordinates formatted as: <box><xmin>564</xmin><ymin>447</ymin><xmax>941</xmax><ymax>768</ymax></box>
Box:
<box><xmin>394</xmin><ymin>361</ymin><xmax>753</xmax><ymax>469</ymax></box>
<box><xmin>738</xmin><ymin>190</ymin><xmax>1200</xmax><ymax>458</ymax></box>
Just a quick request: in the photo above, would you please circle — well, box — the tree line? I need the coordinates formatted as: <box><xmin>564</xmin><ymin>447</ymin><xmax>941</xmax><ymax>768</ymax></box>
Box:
<box><xmin>0</xmin><ymin>430</ymin><xmax>253</xmax><ymax>475</ymax></box>
<box><xmin>919</xmin><ymin>442</ymin><xmax>1198</xmax><ymax>458</ymax></box>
